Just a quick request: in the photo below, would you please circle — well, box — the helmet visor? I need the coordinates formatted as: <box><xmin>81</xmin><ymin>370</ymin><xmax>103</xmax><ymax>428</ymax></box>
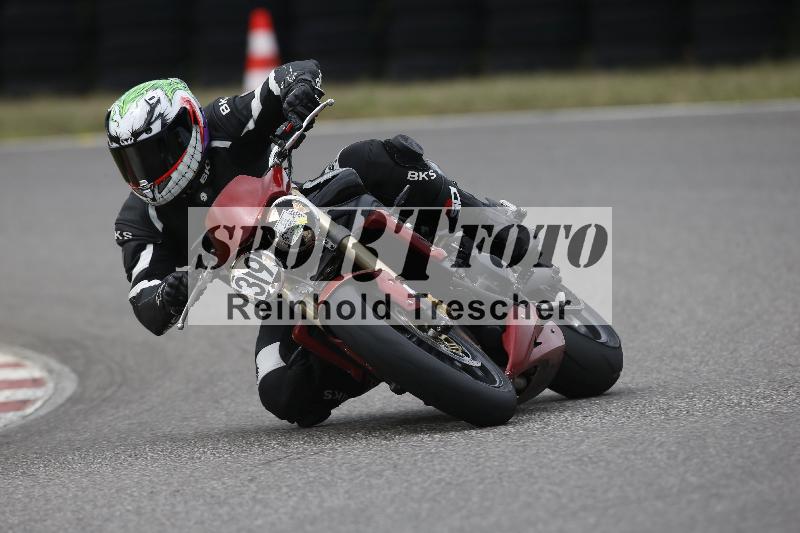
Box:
<box><xmin>109</xmin><ymin>107</ymin><xmax>194</xmax><ymax>189</ymax></box>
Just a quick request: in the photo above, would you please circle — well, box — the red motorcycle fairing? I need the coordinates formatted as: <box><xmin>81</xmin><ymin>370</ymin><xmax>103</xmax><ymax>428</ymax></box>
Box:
<box><xmin>292</xmin><ymin>323</ymin><xmax>372</xmax><ymax>382</ymax></box>
<box><xmin>502</xmin><ymin>306</ymin><xmax>565</xmax><ymax>404</ymax></box>
<box><xmin>204</xmin><ymin>167</ymin><xmax>291</xmax><ymax>262</ymax></box>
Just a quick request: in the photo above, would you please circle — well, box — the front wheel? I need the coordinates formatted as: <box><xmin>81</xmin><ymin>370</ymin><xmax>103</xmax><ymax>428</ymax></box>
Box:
<box><xmin>324</xmin><ymin>286</ymin><xmax>517</xmax><ymax>427</ymax></box>
<box><xmin>548</xmin><ymin>300</ymin><xmax>623</xmax><ymax>398</ymax></box>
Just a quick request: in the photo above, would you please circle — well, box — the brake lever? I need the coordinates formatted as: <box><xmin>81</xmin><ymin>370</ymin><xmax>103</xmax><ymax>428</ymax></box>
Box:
<box><xmin>176</xmin><ymin>266</ymin><xmax>214</xmax><ymax>330</ymax></box>
<box><xmin>268</xmin><ymin>99</ymin><xmax>335</xmax><ymax>168</ymax></box>
<box><xmin>286</xmin><ymin>98</ymin><xmax>335</xmax><ymax>151</ymax></box>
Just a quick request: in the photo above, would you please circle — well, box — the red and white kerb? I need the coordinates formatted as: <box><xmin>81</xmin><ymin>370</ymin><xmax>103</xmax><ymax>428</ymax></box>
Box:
<box><xmin>0</xmin><ymin>353</ymin><xmax>53</xmax><ymax>424</ymax></box>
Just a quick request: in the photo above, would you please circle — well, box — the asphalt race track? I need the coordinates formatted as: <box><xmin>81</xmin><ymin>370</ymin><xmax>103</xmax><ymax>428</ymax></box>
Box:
<box><xmin>1</xmin><ymin>102</ymin><xmax>798</xmax><ymax>532</ymax></box>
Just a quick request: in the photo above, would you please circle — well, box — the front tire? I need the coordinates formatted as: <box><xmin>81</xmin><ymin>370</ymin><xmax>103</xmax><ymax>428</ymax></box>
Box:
<box><xmin>325</xmin><ymin>286</ymin><xmax>517</xmax><ymax>427</ymax></box>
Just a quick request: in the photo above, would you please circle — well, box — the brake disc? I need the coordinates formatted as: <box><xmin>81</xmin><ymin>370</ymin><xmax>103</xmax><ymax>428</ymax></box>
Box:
<box><xmin>424</xmin><ymin>329</ymin><xmax>481</xmax><ymax>367</ymax></box>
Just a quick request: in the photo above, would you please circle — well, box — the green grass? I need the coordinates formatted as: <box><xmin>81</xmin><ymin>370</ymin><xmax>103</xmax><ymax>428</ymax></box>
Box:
<box><xmin>2</xmin><ymin>61</ymin><xmax>800</xmax><ymax>139</ymax></box>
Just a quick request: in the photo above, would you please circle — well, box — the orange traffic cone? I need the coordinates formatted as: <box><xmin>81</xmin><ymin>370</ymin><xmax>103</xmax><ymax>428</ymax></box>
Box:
<box><xmin>243</xmin><ymin>8</ymin><xmax>280</xmax><ymax>93</ymax></box>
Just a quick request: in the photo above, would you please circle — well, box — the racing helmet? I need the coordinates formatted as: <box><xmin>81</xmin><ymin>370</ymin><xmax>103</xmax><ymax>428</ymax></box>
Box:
<box><xmin>106</xmin><ymin>78</ymin><xmax>208</xmax><ymax>206</ymax></box>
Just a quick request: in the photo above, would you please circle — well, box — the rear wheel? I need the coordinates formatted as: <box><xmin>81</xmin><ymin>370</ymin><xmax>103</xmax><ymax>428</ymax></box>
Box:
<box><xmin>548</xmin><ymin>301</ymin><xmax>623</xmax><ymax>398</ymax></box>
<box><xmin>325</xmin><ymin>286</ymin><xmax>517</xmax><ymax>427</ymax></box>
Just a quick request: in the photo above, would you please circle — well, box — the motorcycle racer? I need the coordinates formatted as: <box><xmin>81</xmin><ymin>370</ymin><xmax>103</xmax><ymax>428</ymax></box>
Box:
<box><xmin>109</xmin><ymin>61</ymin><xmax>516</xmax><ymax>427</ymax></box>
<box><xmin>112</xmin><ymin>60</ymin><xmax>324</xmax><ymax>335</ymax></box>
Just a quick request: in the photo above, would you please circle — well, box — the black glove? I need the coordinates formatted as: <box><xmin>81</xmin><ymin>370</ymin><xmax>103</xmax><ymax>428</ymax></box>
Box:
<box><xmin>157</xmin><ymin>271</ymin><xmax>188</xmax><ymax>315</ymax></box>
<box><xmin>282</xmin><ymin>82</ymin><xmax>322</xmax><ymax>130</ymax></box>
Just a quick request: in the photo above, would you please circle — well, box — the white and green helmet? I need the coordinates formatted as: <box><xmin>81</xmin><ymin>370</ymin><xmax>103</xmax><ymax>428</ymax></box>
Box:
<box><xmin>106</xmin><ymin>78</ymin><xmax>208</xmax><ymax>206</ymax></box>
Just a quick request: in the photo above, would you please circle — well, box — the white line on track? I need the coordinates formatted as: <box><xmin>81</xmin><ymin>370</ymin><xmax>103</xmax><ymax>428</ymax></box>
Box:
<box><xmin>0</xmin><ymin>366</ymin><xmax>46</xmax><ymax>380</ymax></box>
<box><xmin>0</xmin><ymin>353</ymin><xmax>22</xmax><ymax>363</ymax></box>
<box><xmin>2</xmin><ymin>99</ymin><xmax>800</xmax><ymax>155</ymax></box>
<box><xmin>313</xmin><ymin>99</ymin><xmax>800</xmax><ymax>135</ymax></box>
<box><xmin>0</xmin><ymin>388</ymin><xmax>51</xmax><ymax>402</ymax></box>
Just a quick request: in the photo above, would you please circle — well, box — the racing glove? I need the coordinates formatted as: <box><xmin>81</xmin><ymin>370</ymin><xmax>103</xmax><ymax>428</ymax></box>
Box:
<box><xmin>283</xmin><ymin>82</ymin><xmax>322</xmax><ymax>127</ymax></box>
<box><xmin>157</xmin><ymin>271</ymin><xmax>188</xmax><ymax>315</ymax></box>
<box><xmin>277</xmin><ymin>83</ymin><xmax>322</xmax><ymax>151</ymax></box>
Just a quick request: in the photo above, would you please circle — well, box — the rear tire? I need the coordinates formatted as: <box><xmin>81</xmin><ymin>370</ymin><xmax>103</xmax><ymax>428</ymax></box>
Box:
<box><xmin>548</xmin><ymin>302</ymin><xmax>623</xmax><ymax>399</ymax></box>
<box><xmin>325</xmin><ymin>286</ymin><xmax>517</xmax><ymax>427</ymax></box>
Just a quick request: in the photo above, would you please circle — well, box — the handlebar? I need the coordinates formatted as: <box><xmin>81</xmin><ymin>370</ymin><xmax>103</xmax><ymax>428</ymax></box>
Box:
<box><xmin>287</xmin><ymin>98</ymin><xmax>335</xmax><ymax>152</ymax></box>
<box><xmin>269</xmin><ymin>98</ymin><xmax>335</xmax><ymax>168</ymax></box>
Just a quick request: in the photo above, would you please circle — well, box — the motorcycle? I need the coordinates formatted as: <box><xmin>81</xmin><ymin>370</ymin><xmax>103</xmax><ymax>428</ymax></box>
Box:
<box><xmin>178</xmin><ymin>99</ymin><xmax>623</xmax><ymax>427</ymax></box>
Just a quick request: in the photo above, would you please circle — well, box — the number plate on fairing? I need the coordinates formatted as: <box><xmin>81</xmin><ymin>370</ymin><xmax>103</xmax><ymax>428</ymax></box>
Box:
<box><xmin>230</xmin><ymin>250</ymin><xmax>284</xmax><ymax>301</ymax></box>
